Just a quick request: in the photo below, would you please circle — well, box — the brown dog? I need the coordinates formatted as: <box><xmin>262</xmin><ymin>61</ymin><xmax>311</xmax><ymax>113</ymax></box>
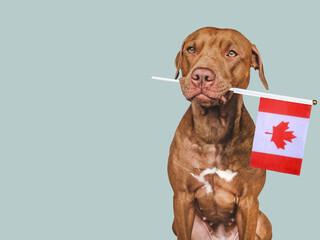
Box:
<box><xmin>168</xmin><ymin>27</ymin><xmax>272</xmax><ymax>240</ymax></box>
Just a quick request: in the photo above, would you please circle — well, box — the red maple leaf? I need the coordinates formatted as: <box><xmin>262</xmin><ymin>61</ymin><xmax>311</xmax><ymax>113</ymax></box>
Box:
<box><xmin>265</xmin><ymin>121</ymin><xmax>296</xmax><ymax>149</ymax></box>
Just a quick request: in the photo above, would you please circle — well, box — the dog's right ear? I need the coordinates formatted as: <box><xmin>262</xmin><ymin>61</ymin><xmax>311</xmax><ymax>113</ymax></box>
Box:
<box><xmin>174</xmin><ymin>40</ymin><xmax>186</xmax><ymax>79</ymax></box>
<box><xmin>251</xmin><ymin>44</ymin><xmax>269</xmax><ymax>90</ymax></box>
<box><xmin>174</xmin><ymin>51</ymin><xmax>181</xmax><ymax>79</ymax></box>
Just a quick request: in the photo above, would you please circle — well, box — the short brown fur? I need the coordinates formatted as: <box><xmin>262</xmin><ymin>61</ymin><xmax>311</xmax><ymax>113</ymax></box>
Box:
<box><xmin>168</xmin><ymin>27</ymin><xmax>272</xmax><ymax>240</ymax></box>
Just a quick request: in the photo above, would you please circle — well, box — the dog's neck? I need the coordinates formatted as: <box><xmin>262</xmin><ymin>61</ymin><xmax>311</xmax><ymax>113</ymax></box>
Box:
<box><xmin>190</xmin><ymin>94</ymin><xmax>244</xmax><ymax>144</ymax></box>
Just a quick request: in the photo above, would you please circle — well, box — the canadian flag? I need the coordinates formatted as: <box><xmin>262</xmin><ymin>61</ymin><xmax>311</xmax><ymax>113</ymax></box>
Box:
<box><xmin>250</xmin><ymin>98</ymin><xmax>312</xmax><ymax>175</ymax></box>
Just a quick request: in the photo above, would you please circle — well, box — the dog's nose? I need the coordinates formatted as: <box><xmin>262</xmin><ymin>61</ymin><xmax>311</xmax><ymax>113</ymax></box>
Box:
<box><xmin>191</xmin><ymin>68</ymin><xmax>215</xmax><ymax>84</ymax></box>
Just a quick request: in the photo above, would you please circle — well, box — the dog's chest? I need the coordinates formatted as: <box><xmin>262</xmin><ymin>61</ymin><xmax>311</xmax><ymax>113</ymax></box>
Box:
<box><xmin>191</xmin><ymin>168</ymin><xmax>238</xmax><ymax>193</ymax></box>
<box><xmin>187</xmin><ymin>144</ymin><xmax>239</xmax><ymax>214</ymax></box>
<box><xmin>189</xmin><ymin>142</ymin><xmax>230</xmax><ymax>169</ymax></box>
<box><xmin>190</xmin><ymin>168</ymin><xmax>239</xmax><ymax>223</ymax></box>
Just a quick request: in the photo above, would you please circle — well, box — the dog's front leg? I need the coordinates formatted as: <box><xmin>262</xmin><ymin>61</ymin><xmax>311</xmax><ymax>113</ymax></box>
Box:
<box><xmin>173</xmin><ymin>192</ymin><xmax>195</xmax><ymax>240</ymax></box>
<box><xmin>236</xmin><ymin>197</ymin><xmax>260</xmax><ymax>240</ymax></box>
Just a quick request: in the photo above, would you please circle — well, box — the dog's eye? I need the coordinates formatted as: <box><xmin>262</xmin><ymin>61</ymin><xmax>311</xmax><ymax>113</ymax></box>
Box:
<box><xmin>187</xmin><ymin>46</ymin><xmax>195</xmax><ymax>53</ymax></box>
<box><xmin>227</xmin><ymin>50</ymin><xmax>237</xmax><ymax>57</ymax></box>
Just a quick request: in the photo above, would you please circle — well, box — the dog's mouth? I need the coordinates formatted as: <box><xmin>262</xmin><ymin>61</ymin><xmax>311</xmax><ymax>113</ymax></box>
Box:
<box><xmin>190</xmin><ymin>90</ymin><xmax>233</xmax><ymax>106</ymax></box>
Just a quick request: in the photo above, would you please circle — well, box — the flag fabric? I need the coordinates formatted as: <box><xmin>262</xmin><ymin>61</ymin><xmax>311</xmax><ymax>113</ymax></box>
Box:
<box><xmin>250</xmin><ymin>97</ymin><xmax>312</xmax><ymax>175</ymax></box>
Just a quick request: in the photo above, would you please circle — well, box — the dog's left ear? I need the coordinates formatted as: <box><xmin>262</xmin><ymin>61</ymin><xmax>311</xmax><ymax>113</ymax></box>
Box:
<box><xmin>251</xmin><ymin>44</ymin><xmax>269</xmax><ymax>90</ymax></box>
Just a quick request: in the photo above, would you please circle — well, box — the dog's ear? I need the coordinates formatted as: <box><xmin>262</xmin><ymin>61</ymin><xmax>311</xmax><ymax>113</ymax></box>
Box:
<box><xmin>251</xmin><ymin>44</ymin><xmax>269</xmax><ymax>90</ymax></box>
<box><xmin>174</xmin><ymin>40</ymin><xmax>186</xmax><ymax>79</ymax></box>
<box><xmin>174</xmin><ymin>51</ymin><xmax>181</xmax><ymax>79</ymax></box>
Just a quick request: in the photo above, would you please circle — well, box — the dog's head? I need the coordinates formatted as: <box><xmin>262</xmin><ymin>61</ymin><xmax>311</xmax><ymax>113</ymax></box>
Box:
<box><xmin>175</xmin><ymin>27</ymin><xmax>268</xmax><ymax>107</ymax></box>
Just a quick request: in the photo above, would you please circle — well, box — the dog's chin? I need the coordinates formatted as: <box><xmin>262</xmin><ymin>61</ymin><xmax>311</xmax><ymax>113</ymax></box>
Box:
<box><xmin>188</xmin><ymin>92</ymin><xmax>232</xmax><ymax>107</ymax></box>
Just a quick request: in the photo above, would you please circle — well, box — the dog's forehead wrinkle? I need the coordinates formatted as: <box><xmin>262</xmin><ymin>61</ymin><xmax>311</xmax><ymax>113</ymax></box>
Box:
<box><xmin>187</xmin><ymin>29</ymin><xmax>217</xmax><ymax>44</ymax></box>
<box><xmin>224</xmin><ymin>41</ymin><xmax>234</xmax><ymax>51</ymax></box>
<box><xmin>190</xmin><ymin>27</ymin><xmax>251</xmax><ymax>45</ymax></box>
<box><xmin>197</xmin><ymin>41</ymin><xmax>205</xmax><ymax>52</ymax></box>
<box><xmin>208</xmin><ymin>37</ymin><xmax>219</xmax><ymax>48</ymax></box>
<box><xmin>185</xmin><ymin>40</ymin><xmax>196</xmax><ymax>48</ymax></box>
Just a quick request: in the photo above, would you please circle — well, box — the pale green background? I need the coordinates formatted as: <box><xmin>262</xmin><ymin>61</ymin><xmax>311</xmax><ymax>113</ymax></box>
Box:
<box><xmin>1</xmin><ymin>1</ymin><xmax>319</xmax><ymax>239</ymax></box>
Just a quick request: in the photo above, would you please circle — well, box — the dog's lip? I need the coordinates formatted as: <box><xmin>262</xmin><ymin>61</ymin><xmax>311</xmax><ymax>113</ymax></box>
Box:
<box><xmin>218</xmin><ymin>90</ymin><xmax>231</xmax><ymax>104</ymax></box>
<box><xmin>192</xmin><ymin>93</ymin><xmax>215</xmax><ymax>102</ymax></box>
<box><xmin>223</xmin><ymin>90</ymin><xmax>233</xmax><ymax>103</ymax></box>
<box><xmin>190</xmin><ymin>89</ymin><xmax>232</xmax><ymax>104</ymax></box>
<box><xmin>193</xmin><ymin>93</ymin><xmax>212</xmax><ymax>99</ymax></box>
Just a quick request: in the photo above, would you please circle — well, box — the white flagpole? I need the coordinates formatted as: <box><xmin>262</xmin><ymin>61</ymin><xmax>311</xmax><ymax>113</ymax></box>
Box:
<box><xmin>152</xmin><ymin>76</ymin><xmax>317</xmax><ymax>106</ymax></box>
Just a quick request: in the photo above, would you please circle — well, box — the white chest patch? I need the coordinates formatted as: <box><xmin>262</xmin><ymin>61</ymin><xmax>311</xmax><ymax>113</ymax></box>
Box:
<box><xmin>191</xmin><ymin>168</ymin><xmax>238</xmax><ymax>193</ymax></box>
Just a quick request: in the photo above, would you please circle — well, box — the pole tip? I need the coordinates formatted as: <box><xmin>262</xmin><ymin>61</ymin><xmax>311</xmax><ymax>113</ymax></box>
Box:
<box><xmin>313</xmin><ymin>100</ymin><xmax>317</xmax><ymax>105</ymax></box>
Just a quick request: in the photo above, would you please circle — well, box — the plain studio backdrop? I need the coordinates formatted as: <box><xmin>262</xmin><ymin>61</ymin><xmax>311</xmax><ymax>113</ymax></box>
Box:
<box><xmin>1</xmin><ymin>1</ymin><xmax>319</xmax><ymax>239</ymax></box>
